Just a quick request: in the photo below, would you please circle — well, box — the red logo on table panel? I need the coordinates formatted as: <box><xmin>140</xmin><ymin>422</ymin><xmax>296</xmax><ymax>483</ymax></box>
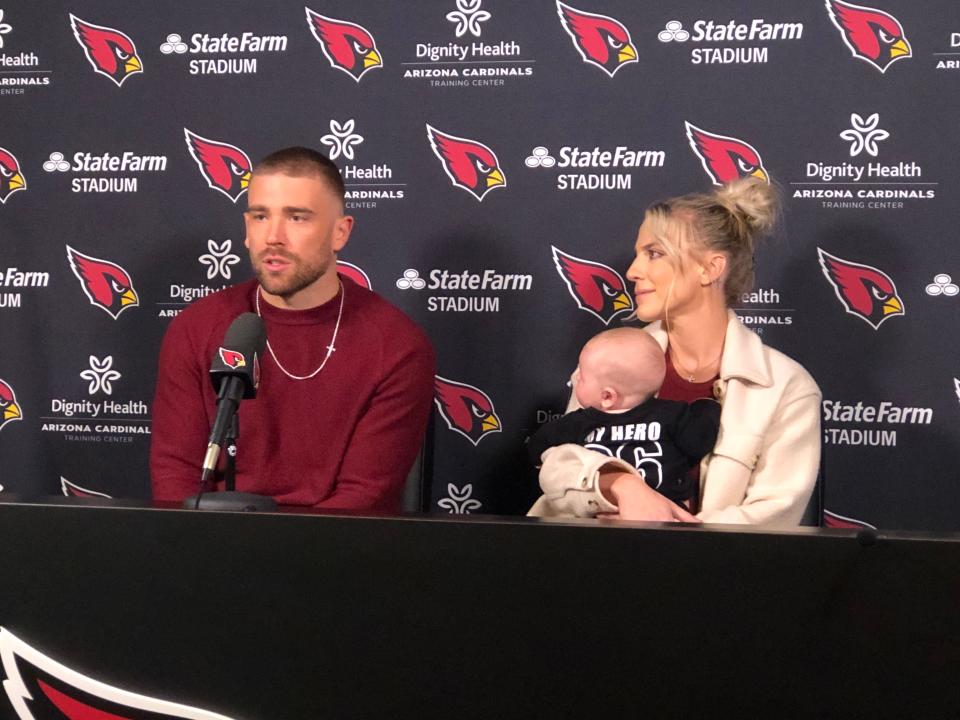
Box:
<box><xmin>686</xmin><ymin>123</ymin><xmax>768</xmax><ymax>186</ymax></box>
<box><xmin>556</xmin><ymin>1</ymin><xmax>637</xmax><ymax>77</ymax></box>
<box><xmin>184</xmin><ymin>130</ymin><xmax>252</xmax><ymax>203</ymax></box>
<box><xmin>0</xmin><ymin>626</ymin><xmax>236</xmax><ymax>719</ymax></box>
<box><xmin>305</xmin><ymin>8</ymin><xmax>383</xmax><ymax>82</ymax></box>
<box><xmin>434</xmin><ymin>376</ymin><xmax>502</xmax><ymax>446</ymax></box>
<box><xmin>66</xmin><ymin>246</ymin><xmax>139</xmax><ymax>320</ymax></box>
<box><xmin>826</xmin><ymin>0</ymin><xmax>911</xmax><ymax>73</ymax></box>
<box><xmin>818</xmin><ymin>248</ymin><xmax>904</xmax><ymax>330</ymax></box>
<box><xmin>69</xmin><ymin>14</ymin><xmax>143</xmax><ymax>87</ymax></box>
<box><xmin>0</xmin><ymin>148</ymin><xmax>26</xmax><ymax>204</ymax></box>
<box><xmin>426</xmin><ymin>125</ymin><xmax>505</xmax><ymax>202</ymax></box>
<box><xmin>552</xmin><ymin>246</ymin><xmax>633</xmax><ymax>325</ymax></box>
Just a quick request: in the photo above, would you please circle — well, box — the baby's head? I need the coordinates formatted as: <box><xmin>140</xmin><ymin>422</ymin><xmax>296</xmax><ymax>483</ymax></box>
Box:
<box><xmin>574</xmin><ymin>327</ymin><xmax>665</xmax><ymax>411</ymax></box>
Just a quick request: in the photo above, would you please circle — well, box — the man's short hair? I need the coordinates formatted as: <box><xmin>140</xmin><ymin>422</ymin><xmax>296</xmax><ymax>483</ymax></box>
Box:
<box><xmin>253</xmin><ymin>147</ymin><xmax>345</xmax><ymax>202</ymax></box>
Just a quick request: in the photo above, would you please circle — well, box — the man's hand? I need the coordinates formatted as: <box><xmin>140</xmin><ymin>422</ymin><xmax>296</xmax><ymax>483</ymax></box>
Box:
<box><xmin>599</xmin><ymin>471</ymin><xmax>700</xmax><ymax>523</ymax></box>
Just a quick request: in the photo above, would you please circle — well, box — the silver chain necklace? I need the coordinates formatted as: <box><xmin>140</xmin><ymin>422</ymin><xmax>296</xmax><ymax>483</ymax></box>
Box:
<box><xmin>255</xmin><ymin>280</ymin><xmax>345</xmax><ymax>381</ymax></box>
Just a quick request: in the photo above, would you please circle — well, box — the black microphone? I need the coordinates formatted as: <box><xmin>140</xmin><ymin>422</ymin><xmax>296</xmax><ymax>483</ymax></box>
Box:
<box><xmin>202</xmin><ymin>313</ymin><xmax>266</xmax><ymax>478</ymax></box>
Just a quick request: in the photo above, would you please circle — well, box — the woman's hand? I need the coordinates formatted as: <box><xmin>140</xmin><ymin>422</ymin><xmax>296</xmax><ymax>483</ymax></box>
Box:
<box><xmin>598</xmin><ymin>470</ymin><xmax>700</xmax><ymax>523</ymax></box>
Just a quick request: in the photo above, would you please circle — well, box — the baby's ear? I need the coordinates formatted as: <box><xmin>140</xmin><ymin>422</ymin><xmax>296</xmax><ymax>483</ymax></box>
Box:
<box><xmin>600</xmin><ymin>387</ymin><xmax>618</xmax><ymax>410</ymax></box>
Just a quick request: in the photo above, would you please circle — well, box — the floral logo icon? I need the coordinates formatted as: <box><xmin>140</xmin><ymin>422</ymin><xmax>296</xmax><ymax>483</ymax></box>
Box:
<box><xmin>437</xmin><ymin>483</ymin><xmax>482</xmax><ymax>514</ymax></box>
<box><xmin>320</xmin><ymin>119</ymin><xmax>363</xmax><ymax>161</ymax></box>
<box><xmin>0</xmin><ymin>10</ymin><xmax>12</xmax><ymax>49</ymax></box>
<box><xmin>80</xmin><ymin>356</ymin><xmax>121</xmax><ymax>396</ymax></box>
<box><xmin>447</xmin><ymin>0</ymin><xmax>490</xmax><ymax>38</ymax></box>
<box><xmin>160</xmin><ymin>33</ymin><xmax>188</xmax><ymax>54</ymax></box>
<box><xmin>839</xmin><ymin>113</ymin><xmax>889</xmax><ymax>157</ymax></box>
<box><xmin>198</xmin><ymin>239</ymin><xmax>241</xmax><ymax>280</ymax></box>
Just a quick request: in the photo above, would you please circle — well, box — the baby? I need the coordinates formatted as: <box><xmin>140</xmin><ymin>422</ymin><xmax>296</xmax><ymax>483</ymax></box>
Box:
<box><xmin>528</xmin><ymin>327</ymin><xmax>721</xmax><ymax>507</ymax></box>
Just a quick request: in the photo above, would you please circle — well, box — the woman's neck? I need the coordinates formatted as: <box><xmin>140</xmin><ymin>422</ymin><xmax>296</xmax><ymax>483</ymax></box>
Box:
<box><xmin>664</xmin><ymin>301</ymin><xmax>729</xmax><ymax>370</ymax></box>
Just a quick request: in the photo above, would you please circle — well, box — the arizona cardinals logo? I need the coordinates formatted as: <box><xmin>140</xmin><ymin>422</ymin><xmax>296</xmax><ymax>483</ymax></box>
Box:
<box><xmin>434</xmin><ymin>376</ymin><xmax>501</xmax><ymax>446</ymax></box>
<box><xmin>686</xmin><ymin>122</ymin><xmax>769</xmax><ymax>186</ymax></box>
<box><xmin>218</xmin><ymin>348</ymin><xmax>246</xmax><ymax>369</ymax></box>
<box><xmin>0</xmin><ymin>380</ymin><xmax>22</xmax><ymax>432</ymax></box>
<box><xmin>0</xmin><ymin>627</ymin><xmax>235</xmax><ymax>719</ymax></box>
<box><xmin>0</xmin><ymin>147</ymin><xmax>26</xmax><ymax>204</ymax></box>
<box><xmin>184</xmin><ymin>129</ymin><xmax>252</xmax><ymax>203</ymax></box>
<box><xmin>60</xmin><ymin>477</ymin><xmax>112</xmax><ymax>499</ymax></box>
<box><xmin>556</xmin><ymin>1</ymin><xmax>637</xmax><ymax>77</ymax></box>
<box><xmin>66</xmin><ymin>246</ymin><xmax>139</xmax><ymax>320</ymax></box>
<box><xmin>337</xmin><ymin>261</ymin><xmax>372</xmax><ymax>290</ymax></box>
<box><xmin>305</xmin><ymin>8</ymin><xmax>383</xmax><ymax>82</ymax></box>
<box><xmin>818</xmin><ymin>248</ymin><xmax>904</xmax><ymax>330</ymax></box>
<box><xmin>426</xmin><ymin>125</ymin><xmax>505</xmax><ymax>202</ymax></box>
<box><xmin>823</xmin><ymin>509</ymin><xmax>877</xmax><ymax>529</ymax></box>
<box><xmin>826</xmin><ymin>0</ymin><xmax>911</xmax><ymax>73</ymax></box>
<box><xmin>69</xmin><ymin>14</ymin><xmax>143</xmax><ymax>87</ymax></box>
<box><xmin>552</xmin><ymin>246</ymin><xmax>633</xmax><ymax>325</ymax></box>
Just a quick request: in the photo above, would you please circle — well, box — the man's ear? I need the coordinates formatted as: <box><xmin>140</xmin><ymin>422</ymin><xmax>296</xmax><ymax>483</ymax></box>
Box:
<box><xmin>332</xmin><ymin>214</ymin><xmax>354</xmax><ymax>253</ymax></box>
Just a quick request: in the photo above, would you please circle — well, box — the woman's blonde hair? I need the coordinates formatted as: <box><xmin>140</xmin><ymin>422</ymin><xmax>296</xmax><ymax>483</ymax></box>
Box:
<box><xmin>643</xmin><ymin>178</ymin><xmax>779</xmax><ymax>306</ymax></box>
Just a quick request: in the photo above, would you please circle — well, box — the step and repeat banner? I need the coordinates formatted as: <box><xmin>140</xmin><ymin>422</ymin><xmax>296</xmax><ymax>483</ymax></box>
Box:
<box><xmin>1</xmin><ymin>1</ymin><xmax>958</xmax><ymax>530</ymax></box>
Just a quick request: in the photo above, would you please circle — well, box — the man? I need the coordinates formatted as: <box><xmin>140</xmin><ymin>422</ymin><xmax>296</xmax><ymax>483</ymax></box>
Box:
<box><xmin>150</xmin><ymin>148</ymin><xmax>435</xmax><ymax>511</ymax></box>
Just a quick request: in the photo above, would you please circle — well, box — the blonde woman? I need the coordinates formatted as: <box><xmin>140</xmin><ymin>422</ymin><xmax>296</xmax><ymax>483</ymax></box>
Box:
<box><xmin>529</xmin><ymin>179</ymin><xmax>820</xmax><ymax>526</ymax></box>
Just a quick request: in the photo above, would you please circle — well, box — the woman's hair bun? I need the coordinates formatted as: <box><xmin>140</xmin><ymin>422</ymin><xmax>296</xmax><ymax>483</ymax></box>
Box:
<box><xmin>713</xmin><ymin>177</ymin><xmax>779</xmax><ymax>235</ymax></box>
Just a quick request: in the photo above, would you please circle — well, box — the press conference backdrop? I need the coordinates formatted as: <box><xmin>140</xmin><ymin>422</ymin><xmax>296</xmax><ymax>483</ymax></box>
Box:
<box><xmin>0</xmin><ymin>1</ymin><xmax>957</xmax><ymax>530</ymax></box>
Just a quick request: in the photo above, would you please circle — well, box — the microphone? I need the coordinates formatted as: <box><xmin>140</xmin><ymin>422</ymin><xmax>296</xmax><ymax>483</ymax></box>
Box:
<box><xmin>201</xmin><ymin>313</ymin><xmax>266</xmax><ymax>479</ymax></box>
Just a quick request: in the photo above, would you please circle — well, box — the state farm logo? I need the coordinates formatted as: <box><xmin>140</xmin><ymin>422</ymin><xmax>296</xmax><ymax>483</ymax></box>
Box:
<box><xmin>184</xmin><ymin>129</ymin><xmax>252</xmax><ymax>203</ymax></box>
<box><xmin>0</xmin><ymin>146</ymin><xmax>26</xmax><ymax>203</ymax></box>
<box><xmin>69</xmin><ymin>13</ymin><xmax>142</xmax><ymax>87</ymax></box>
<box><xmin>0</xmin><ymin>378</ymin><xmax>22</xmax><ymax>432</ymax></box>
<box><xmin>159</xmin><ymin>238</ymin><xmax>239</xmax><ymax>319</ymax></box>
<box><xmin>403</xmin><ymin>0</ymin><xmax>533</xmax><ymax>88</ymax></box>
<box><xmin>822</xmin><ymin>398</ymin><xmax>932</xmax><ymax>448</ymax></box>
<box><xmin>524</xmin><ymin>140</ymin><xmax>665</xmax><ymax>191</ymax></box>
<box><xmin>0</xmin><ymin>8</ymin><xmax>53</xmax><ymax>94</ymax></box>
<box><xmin>158</xmin><ymin>27</ymin><xmax>287</xmax><ymax>76</ymax></box>
<box><xmin>321</xmin><ymin>118</ymin><xmax>405</xmax><ymax>210</ymax></box>
<box><xmin>818</xmin><ymin>248</ymin><xmax>904</xmax><ymax>330</ymax></box>
<box><xmin>395</xmin><ymin>266</ymin><xmax>532</xmax><ymax>313</ymax></box>
<box><xmin>793</xmin><ymin>113</ymin><xmax>935</xmax><ymax>210</ymax></box>
<box><xmin>0</xmin><ymin>264</ymin><xmax>49</xmax><ymax>311</ymax></box>
<box><xmin>43</xmin><ymin>352</ymin><xmax>150</xmax><ymax>442</ymax></box>
<box><xmin>427</xmin><ymin>125</ymin><xmax>505</xmax><ymax>201</ymax></box>
<box><xmin>0</xmin><ymin>627</ymin><xmax>235</xmax><ymax>719</ymax></box>
<box><xmin>735</xmin><ymin>287</ymin><xmax>794</xmax><ymax>335</ymax></box>
<box><xmin>934</xmin><ymin>32</ymin><xmax>960</xmax><ymax>70</ymax></box>
<box><xmin>434</xmin><ymin>375</ymin><xmax>502</xmax><ymax>445</ymax></box>
<box><xmin>305</xmin><ymin>7</ymin><xmax>382</xmax><ymax>82</ymax></box>
<box><xmin>686</xmin><ymin>122</ymin><xmax>768</xmax><ymax>185</ymax></box>
<box><xmin>925</xmin><ymin>273</ymin><xmax>958</xmax><ymax>297</ymax></box>
<box><xmin>826</xmin><ymin>0</ymin><xmax>911</xmax><ymax>73</ymax></box>
<box><xmin>66</xmin><ymin>245</ymin><xmax>138</xmax><ymax>320</ymax></box>
<box><xmin>657</xmin><ymin>15</ymin><xmax>804</xmax><ymax>65</ymax></box>
<box><xmin>552</xmin><ymin>247</ymin><xmax>633</xmax><ymax>325</ymax></box>
<box><xmin>42</xmin><ymin>147</ymin><xmax>167</xmax><ymax>193</ymax></box>
<box><xmin>557</xmin><ymin>1</ymin><xmax>637</xmax><ymax>77</ymax></box>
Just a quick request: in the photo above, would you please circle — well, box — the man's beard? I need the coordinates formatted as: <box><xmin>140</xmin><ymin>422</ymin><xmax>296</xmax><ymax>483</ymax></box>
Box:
<box><xmin>252</xmin><ymin>251</ymin><xmax>330</xmax><ymax>300</ymax></box>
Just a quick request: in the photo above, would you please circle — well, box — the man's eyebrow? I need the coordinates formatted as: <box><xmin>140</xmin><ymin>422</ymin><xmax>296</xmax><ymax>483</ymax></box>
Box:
<box><xmin>283</xmin><ymin>206</ymin><xmax>315</xmax><ymax>214</ymax></box>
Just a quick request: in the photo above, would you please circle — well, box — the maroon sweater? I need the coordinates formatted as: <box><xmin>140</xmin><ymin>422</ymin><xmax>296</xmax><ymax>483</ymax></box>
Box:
<box><xmin>150</xmin><ymin>276</ymin><xmax>436</xmax><ymax>511</ymax></box>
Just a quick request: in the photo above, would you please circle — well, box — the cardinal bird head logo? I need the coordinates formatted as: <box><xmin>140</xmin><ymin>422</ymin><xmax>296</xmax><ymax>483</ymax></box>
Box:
<box><xmin>218</xmin><ymin>348</ymin><xmax>246</xmax><ymax>369</ymax></box>
<box><xmin>69</xmin><ymin>14</ymin><xmax>143</xmax><ymax>87</ymax></box>
<box><xmin>0</xmin><ymin>380</ymin><xmax>22</xmax><ymax>432</ymax></box>
<box><xmin>826</xmin><ymin>0</ymin><xmax>911</xmax><ymax>73</ymax></box>
<box><xmin>305</xmin><ymin>7</ymin><xmax>383</xmax><ymax>82</ymax></box>
<box><xmin>556</xmin><ymin>1</ymin><xmax>637</xmax><ymax>77</ymax></box>
<box><xmin>0</xmin><ymin>626</ymin><xmax>237</xmax><ymax>719</ymax></box>
<box><xmin>0</xmin><ymin>147</ymin><xmax>26</xmax><ymax>204</ymax></box>
<box><xmin>434</xmin><ymin>376</ymin><xmax>501</xmax><ymax>446</ymax></box>
<box><xmin>818</xmin><ymin>248</ymin><xmax>904</xmax><ymax>330</ymax></box>
<box><xmin>184</xmin><ymin>129</ymin><xmax>252</xmax><ymax>203</ymax></box>
<box><xmin>426</xmin><ymin>125</ymin><xmax>506</xmax><ymax>202</ymax></box>
<box><xmin>61</xmin><ymin>476</ymin><xmax>112</xmax><ymax>499</ymax></box>
<box><xmin>337</xmin><ymin>261</ymin><xmax>372</xmax><ymax>290</ymax></box>
<box><xmin>66</xmin><ymin>245</ymin><xmax>139</xmax><ymax>320</ymax></box>
<box><xmin>823</xmin><ymin>509</ymin><xmax>877</xmax><ymax>530</ymax></box>
<box><xmin>686</xmin><ymin>122</ymin><xmax>769</xmax><ymax>186</ymax></box>
<box><xmin>552</xmin><ymin>246</ymin><xmax>634</xmax><ymax>325</ymax></box>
